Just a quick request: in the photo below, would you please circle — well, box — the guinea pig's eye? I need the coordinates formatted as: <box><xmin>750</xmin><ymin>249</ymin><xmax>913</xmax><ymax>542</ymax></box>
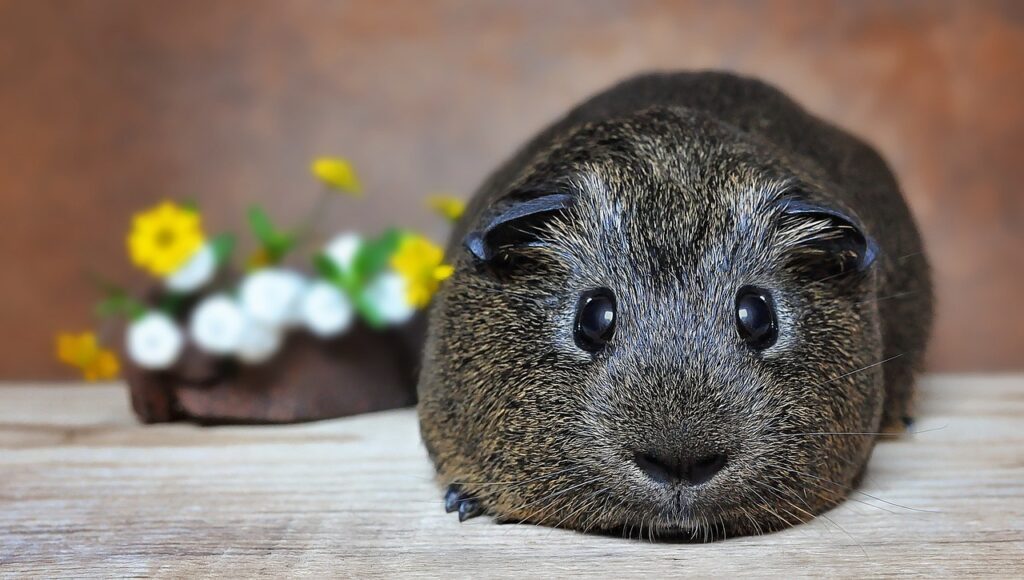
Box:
<box><xmin>574</xmin><ymin>288</ymin><xmax>616</xmax><ymax>352</ymax></box>
<box><xmin>735</xmin><ymin>286</ymin><xmax>778</xmax><ymax>350</ymax></box>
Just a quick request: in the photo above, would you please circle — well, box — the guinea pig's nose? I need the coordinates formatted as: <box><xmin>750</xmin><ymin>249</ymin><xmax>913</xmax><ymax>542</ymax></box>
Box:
<box><xmin>633</xmin><ymin>449</ymin><xmax>728</xmax><ymax>486</ymax></box>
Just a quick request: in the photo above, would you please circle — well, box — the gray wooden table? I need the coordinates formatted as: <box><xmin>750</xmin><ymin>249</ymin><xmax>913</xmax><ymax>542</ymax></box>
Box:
<box><xmin>1</xmin><ymin>376</ymin><xmax>1022</xmax><ymax>577</ymax></box>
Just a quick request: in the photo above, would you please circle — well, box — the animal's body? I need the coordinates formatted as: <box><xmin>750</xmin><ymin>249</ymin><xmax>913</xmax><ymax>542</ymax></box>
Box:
<box><xmin>417</xmin><ymin>71</ymin><xmax>932</xmax><ymax>539</ymax></box>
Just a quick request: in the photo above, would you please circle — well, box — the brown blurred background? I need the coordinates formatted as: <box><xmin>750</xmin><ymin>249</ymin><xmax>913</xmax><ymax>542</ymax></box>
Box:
<box><xmin>1</xmin><ymin>0</ymin><xmax>1021</xmax><ymax>379</ymax></box>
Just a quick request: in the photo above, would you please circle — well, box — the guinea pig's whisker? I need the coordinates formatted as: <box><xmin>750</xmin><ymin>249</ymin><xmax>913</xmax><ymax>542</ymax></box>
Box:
<box><xmin>782</xmin><ymin>424</ymin><xmax>946</xmax><ymax>436</ymax></box>
<box><xmin>905</xmin><ymin>423</ymin><xmax>948</xmax><ymax>435</ymax></box>
<box><xmin>813</xmin><ymin>353</ymin><xmax>905</xmax><ymax>388</ymax></box>
<box><xmin>753</xmin><ymin>479</ymin><xmax>857</xmax><ymax>547</ymax></box>
<box><xmin>450</xmin><ymin>464</ymin><xmax>583</xmax><ymax>487</ymax></box>
<box><xmin>579</xmin><ymin>493</ymin><xmax>613</xmax><ymax>536</ymax></box>
<box><xmin>600</xmin><ymin>495</ymin><xmax>633</xmax><ymax>538</ymax></box>
<box><xmin>590</xmin><ymin>494</ymin><xmax>622</xmax><ymax>535</ymax></box>
<box><xmin>768</xmin><ymin>463</ymin><xmax>892</xmax><ymax>516</ymax></box>
<box><xmin>856</xmin><ymin>289</ymin><xmax>922</xmax><ymax>306</ymax></box>
<box><xmin>769</xmin><ymin>481</ymin><xmax>821</xmax><ymax>520</ymax></box>
<box><xmin>809</xmin><ymin>511</ymin><xmax>867</xmax><ymax>555</ymax></box>
<box><xmin>720</xmin><ymin>514</ymin><xmax>732</xmax><ymax>541</ymax></box>
<box><xmin>594</xmin><ymin>497</ymin><xmax>618</xmax><ymax>537</ymax></box>
<box><xmin>897</xmin><ymin>250</ymin><xmax>925</xmax><ymax>262</ymax></box>
<box><xmin>539</xmin><ymin>492</ymin><xmax>599</xmax><ymax>533</ymax></box>
<box><xmin>738</xmin><ymin>504</ymin><xmax>767</xmax><ymax>537</ymax></box>
<box><xmin>639</xmin><ymin>514</ymin><xmax>652</xmax><ymax>543</ymax></box>
<box><xmin>704</xmin><ymin>514</ymin><xmax>717</xmax><ymax>543</ymax></box>
<box><xmin>618</xmin><ymin>500</ymin><xmax>656</xmax><ymax>542</ymax></box>
<box><xmin>747</xmin><ymin>483</ymin><xmax>801</xmax><ymax>532</ymax></box>
<box><xmin>754</xmin><ymin>481</ymin><xmax>816</xmax><ymax>524</ymax></box>
<box><xmin>811</xmin><ymin>249</ymin><xmax>924</xmax><ymax>287</ymax></box>
<box><xmin>773</xmin><ymin>481</ymin><xmax>849</xmax><ymax>534</ymax></box>
<box><xmin>776</xmin><ymin>465</ymin><xmax>885</xmax><ymax>512</ymax></box>
<box><xmin>508</xmin><ymin>475</ymin><xmax>601</xmax><ymax>526</ymax></box>
<box><xmin>543</xmin><ymin>493</ymin><xmax>594</xmax><ymax>531</ymax></box>
<box><xmin>544</xmin><ymin>491</ymin><xmax>607</xmax><ymax>537</ymax></box>
<box><xmin>774</xmin><ymin>463</ymin><xmax>938</xmax><ymax>514</ymax></box>
<box><xmin>710</xmin><ymin>514</ymin><xmax>721</xmax><ymax>541</ymax></box>
<box><xmin>758</xmin><ymin>478</ymin><xmax>840</xmax><ymax>539</ymax></box>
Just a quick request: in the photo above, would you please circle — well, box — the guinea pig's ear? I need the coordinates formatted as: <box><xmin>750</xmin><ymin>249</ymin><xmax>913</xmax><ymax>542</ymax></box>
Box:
<box><xmin>776</xmin><ymin>198</ymin><xmax>878</xmax><ymax>278</ymax></box>
<box><xmin>463</xmin><ymin>191</ymin><xmax>573</xmax><ymax>263</ymax></box>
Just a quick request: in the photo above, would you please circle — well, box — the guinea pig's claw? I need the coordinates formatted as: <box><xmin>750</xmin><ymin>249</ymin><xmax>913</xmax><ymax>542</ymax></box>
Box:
<box><xmin>443</xmin><ymin>484</ymin><xmax>484</xmax><ymax>522</ymax></box>
<box><xmin>458</xmin><ymin>498</ymin><xmax>483</xmax><ymax>522</ymax></box>
<box><xmin>443</xmin><ymin>485</ymin><xmax>463</xmax><ymax>513</ymax></box>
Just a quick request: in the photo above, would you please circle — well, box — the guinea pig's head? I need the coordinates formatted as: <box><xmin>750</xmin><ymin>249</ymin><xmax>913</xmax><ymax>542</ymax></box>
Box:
<box><xmin>417</xmin><ymin>107</ymin><xmax>885</xmax><ymax>539</ymax></box>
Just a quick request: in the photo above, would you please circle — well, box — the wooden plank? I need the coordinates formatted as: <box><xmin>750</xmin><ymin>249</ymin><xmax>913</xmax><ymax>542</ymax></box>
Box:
<box><xmin>1</xmin><ymin>376</ymin><xmax>1022</xmax><ymax>577</ymax></box>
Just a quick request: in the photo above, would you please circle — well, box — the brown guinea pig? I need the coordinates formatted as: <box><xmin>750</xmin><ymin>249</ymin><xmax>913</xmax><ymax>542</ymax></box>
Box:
<box><xmin>416</xmin><ymin>71</ymin><xmax>932</xmax><ymax>540</ymax></box>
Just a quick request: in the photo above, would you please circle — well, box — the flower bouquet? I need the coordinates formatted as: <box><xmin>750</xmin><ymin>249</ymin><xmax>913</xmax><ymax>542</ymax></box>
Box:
<box><xmin>56</xmin><ymin>158</ymin><xmax>462</xmax><ymax>424</ymax></box>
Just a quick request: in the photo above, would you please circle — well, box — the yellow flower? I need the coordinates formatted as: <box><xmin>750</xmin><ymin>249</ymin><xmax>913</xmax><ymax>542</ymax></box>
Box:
<box><xmin>312</xmin><ymin>157</ymin><xmax>362</xmax><ymax>195</ymax></box>
<box><xmin>426</xmin><ymin>194</ymin><xmax>466</xmax><ymax>222</ymax></box>
<box><xmin>127</xmin><ymin>201</ymin><xmax>205</xmax><ymax>276</ymax></box>
<box><xmin>390</xmin><ymin>235</ymin><xmax>454</xmax><ymax>308</ymax></box>
<box><xmin>56</xmin><ymin>332</ymin><xmax>120</xmax><ymax>381</ymax></box>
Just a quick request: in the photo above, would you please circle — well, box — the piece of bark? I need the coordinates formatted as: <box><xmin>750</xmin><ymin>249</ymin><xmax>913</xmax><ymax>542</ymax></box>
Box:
<box><xmin>124</xmin><ymin>317</ymin><xmax>423</xmax><ymax>425</ymax></box>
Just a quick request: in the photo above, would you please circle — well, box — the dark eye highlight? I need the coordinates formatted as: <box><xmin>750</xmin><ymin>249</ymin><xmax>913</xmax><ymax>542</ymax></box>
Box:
<box><xmin>735</xmin><ymin>286</ymin><xmax>778</xmax><ymax>350</ymax></box>
<box><xmin>574</xmin><ymin>288</ymin><xmax>616</xmax><ymax>352</ymax></box>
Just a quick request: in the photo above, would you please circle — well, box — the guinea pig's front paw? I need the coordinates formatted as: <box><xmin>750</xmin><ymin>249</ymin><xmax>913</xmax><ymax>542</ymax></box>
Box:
<box><xmin>443</xmin><ymin>484</ymin><xmax>484</xmax><ymax>522</ymax></box>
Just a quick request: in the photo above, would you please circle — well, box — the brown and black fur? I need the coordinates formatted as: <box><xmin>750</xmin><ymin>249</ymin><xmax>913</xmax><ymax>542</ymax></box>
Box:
<box><xmin>417</xmin><ymin>71</ymin><xmax>932</xmax><ymax>539</ymax></box>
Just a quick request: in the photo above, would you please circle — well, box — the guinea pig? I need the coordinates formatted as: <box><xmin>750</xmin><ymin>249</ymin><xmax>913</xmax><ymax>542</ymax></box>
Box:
<box><xmin>417</xmin><ymin>71</ymin><xmax>932</xmax><ymax>539</ymax></box>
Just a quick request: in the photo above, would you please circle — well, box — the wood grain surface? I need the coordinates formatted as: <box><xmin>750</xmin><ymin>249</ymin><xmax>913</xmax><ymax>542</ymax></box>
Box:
<box><xmin>1</xmin><ymin>375</ymin><xmax>1021</xmax><ymax>577</ymax></box>
<box><xmin>1</xmin><ymin>0</ymin><xmax>1023</xmax><ymax>378</ymax></box>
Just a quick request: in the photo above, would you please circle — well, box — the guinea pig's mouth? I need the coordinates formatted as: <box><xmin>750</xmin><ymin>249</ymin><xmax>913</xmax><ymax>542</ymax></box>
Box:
<box><xmin>586</xmin><ymin>462</ymin><xmax>841</xmax><ymax>541</ymax></box>
<box><xmin>577</xmin><ymin>449</ymin><xmax>810</xmax><ymax>541</ymax></box>
<box><xmin>616</xmin><ymin>449</ymin><xmax>740</xmax><ymax>536</ymax></box>
<box><xmin>600</xmin><ymin>521</ymin><xmax>698</xmax><ymax>542</ymax></box>
<box><xmin>596</xmin><ymin>505</ymin><xmax>731</xmax><ymax>542</ymax></box>
<box><xmin>595</xmin><ymin>497</ymin><xmax>775</xmax><ymax>542</ymax></box>
<box><xmin>577</xmin><ymin>478</ymin><xmax>737</xmax><ymax>540</ymax></box>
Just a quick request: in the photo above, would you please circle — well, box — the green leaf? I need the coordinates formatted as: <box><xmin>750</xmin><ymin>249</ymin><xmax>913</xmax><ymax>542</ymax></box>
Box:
<box><xmin>95</xmin><ymin>297</ymin><xmax>123</xmax><ymax>318</ymax></box>
<box><xmin>87</xmin><ymin>273</ymin><xmax>126</xmax><ymax>298</ymax></box>
<box><xmin>354</xmin><ymin>292</ymin><xmax>387</xmax><ymax>330</ymax></box>
<box><xmin>95</xmin><ymin>294</ymin><xmax>146</xmax><ymax>321</ymax></box>
<box><xmin>210</xmin><ymin>233</ymin><xmax>236</xmax><ymax>265</ymax></box>
<box><xmin>351</xmin><ymin>228</ymin><xmax>405</xmax><ymax>286</ymax></box>
<box><xmin>157</xmin><ymin>292</ymin><xmax>186</xmax><ymax>317</ymax></box>
<box><xmin>247</xmin><ymin>205</ymin><xmax>276</xmax><ymax>245</ymax></box>
<box><xmin>90</xmin><ymin>274</ymin><xmax>145</xmax><ymax>320</ymax></box>
<box><xmin>316</xmin><ymin>229</ymin><xmax>407</xmax><ymax>328</ymax></box>
<box><xmin>247</xmin><ymin>206</ymin><xmax>295</xmax><ymax>263</ymax></box>
<box><xmin>313</xmin><ymin>252</ymin><xmax>343</xmax><ymax>282</ymax></box>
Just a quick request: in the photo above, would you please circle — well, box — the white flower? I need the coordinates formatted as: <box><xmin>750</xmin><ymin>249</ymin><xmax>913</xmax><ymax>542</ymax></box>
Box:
<box><xmin>239</xmin><ymin>268</ymin><xmax>307</xmax><ymax>328</ymax></box>
<box><xmin>236</xmin><ymin>319</ymin><xmax>282</xmax><ymax>364</ymax></box>
<box><xmin>301</xmin><ymin>281</ymin><xmax>355</xmax><ymax>338</ymax></box>
<box><xmin>363</xmin><ymin>271</ymin><xmax>414</xmax><ymax>325</ymax></box>
<box><xmin>190</xmin><ymin>294</ymin><xmax>246</xmax><ymax>355</ymax></box>
<box><xmin>324</xmin><ymin>233</ymin><xmax>362</xmax><ymax>272</ymax></box>
<box><xmin>126</xmin><ymin>311</ymin><xmax>184</xmax><ymax>370</ymax></box>
<box><xmin>165</xmin><ymin>243</ymin><xmax>216</xmax><ymax>293</ymax></box>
